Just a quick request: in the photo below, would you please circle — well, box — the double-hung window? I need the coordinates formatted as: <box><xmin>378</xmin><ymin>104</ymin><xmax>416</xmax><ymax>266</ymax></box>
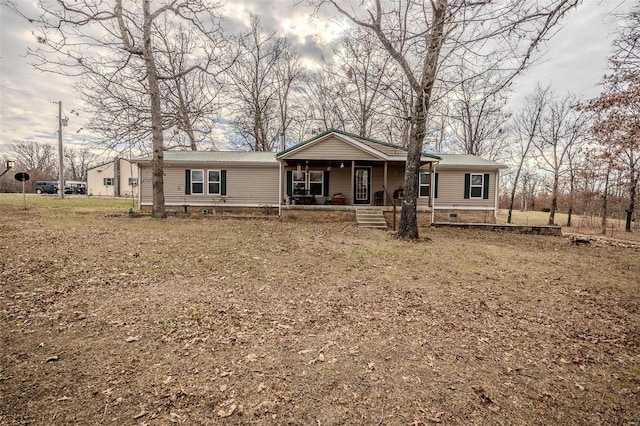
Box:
<box><xmin>464</xmin><ymin>173</ymin><xmax>489</xmax><ymax>199</ymax></box>
<box><xmin>191</xmin><ymin>170</ymin><xmax>204</xmax><ymax>194</ymax></box>
<box><xmin>185</xmin><ymin>169</ymin><xmax>226</xmax><ymax>195</ymax></box>
<box><xmin>293</xmin><ymin>171</ymin><xmax>306</xmax><ymax>195</ymax></box>
<box><xmin>308</xmin><ymin>171</ymin><xmax>323</xmax><ymax>196</ymax></box>
<box><xmin>470</xmin><ymin>174</ymin><xmax>483</xmax><ymax>198</ymax></box>
<box><xmin>418</xmin><ymin>172</ymin><xmax>431</xmax><ymax>198</ymax></box>
<box><xmin>292</xmin><ymin>171</ymin><xmax>324</xmax><ymax>195</ymax></box>
<box><xmin>103</xmin><ymin>177</ymin><xmax>114</xmax><ymax>186</ymax></box>
<box><xmin>208</xmin><ymin>170</ymin><xmax>221</xmax><ymax>195</ymax></box>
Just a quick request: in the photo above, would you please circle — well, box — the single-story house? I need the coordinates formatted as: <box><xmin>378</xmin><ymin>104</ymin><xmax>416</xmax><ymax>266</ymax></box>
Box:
<box><xmin>135</xmin><ymin>130</ymin><xmax>506</xmax><ymax>224</ymax></box>
<box><xmin>87</xmin><ymin>157</ymin><xmax>139</xmax><ymax>197</ymax></box>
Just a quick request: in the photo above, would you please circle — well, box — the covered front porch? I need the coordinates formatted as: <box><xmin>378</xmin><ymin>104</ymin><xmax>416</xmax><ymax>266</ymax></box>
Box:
<box><xmin>280</xmin><ymin>159</ymin><xmax>411</xmax><ymax>207</ymax></box>
<box><xmin>275</xmin><ymin>130</ymin><xmax>440</xmax><ymax>210</ymax></box>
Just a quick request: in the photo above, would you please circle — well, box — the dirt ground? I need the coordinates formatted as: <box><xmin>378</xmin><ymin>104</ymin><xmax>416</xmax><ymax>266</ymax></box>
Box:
<box><xmin>1</xmin><ymin>205</ymin><xmax>639</xmax><ymax>425</ymax></box>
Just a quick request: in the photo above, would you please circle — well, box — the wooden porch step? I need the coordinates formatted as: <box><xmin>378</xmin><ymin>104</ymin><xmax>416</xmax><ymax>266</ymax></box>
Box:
<box><xmin>356</xmin><ymin>208</ymin><xmax>388</xmax><ymax>229</ymax></box>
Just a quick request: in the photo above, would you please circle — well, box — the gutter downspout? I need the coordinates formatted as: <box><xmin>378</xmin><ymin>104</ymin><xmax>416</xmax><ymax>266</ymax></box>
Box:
<box><xmin>278</xmin><ymin>160</ymin><xmax>282</xmax><ymax>217</ymax></box>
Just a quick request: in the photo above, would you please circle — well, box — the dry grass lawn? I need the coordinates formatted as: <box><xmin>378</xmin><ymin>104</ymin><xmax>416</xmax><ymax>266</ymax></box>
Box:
<box><xmin>1</xmin><ymin>198</ymin><xmax>639</xmax><ymax>425</ymax></box>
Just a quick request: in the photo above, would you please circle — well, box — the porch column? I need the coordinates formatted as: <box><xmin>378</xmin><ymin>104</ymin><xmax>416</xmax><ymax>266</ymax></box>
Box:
<box><xmin>431</xmin><ymin>163</ymin><xmax>436</xmax><ymax>225</ymax></box>
<box><xmin>494</xmin><ymin>171</ymin><xmax>499</xmax><ymax>218</ymax></box>
<box><xmin>350</xmin><ymin>160</ymin><xmax>355</xmax><ymax>205</ymax></box>
<box><xmin>278</xmin><ymin>160</ymin><xmax>283</xmax><ymax>217</ymax></box>
<box><xmin>383</xmin><ymin>161</ymin><xmax>388</xmax><ymax>207</ymax></box>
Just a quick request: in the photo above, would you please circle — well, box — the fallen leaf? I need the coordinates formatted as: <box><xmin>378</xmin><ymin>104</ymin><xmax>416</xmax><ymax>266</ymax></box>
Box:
<box><xmin>258</xmin><ymin>382</ymin><xmax>267</xmax><ymax>392</ymax></box>
<box><xmin>125</xmin><ymin>336</ymin><xmax>140</xmax><ymax>343</ymax></box>
<box><xmin>46</xmin><ymin>355</ymin><xmax>59</xmax><ymax>363</ymax></box>
<box><xmin>217</xmin><ymin>404</ymin><xmax>236</xmax><ymax>418</ymax></box>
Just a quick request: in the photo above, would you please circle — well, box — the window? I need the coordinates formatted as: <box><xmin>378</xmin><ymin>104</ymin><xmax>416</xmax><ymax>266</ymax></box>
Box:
<box><xmin>128</xmin><ymin>178</ymin><xmax>138</xmax><ymax>186</ymax></box>
<box><xmin>308</xmin><ymin>171</ymin><xmax>323</xmax><ymax>196</ymax></box>
<box><xmin>208</xmin><ymin>170</ymin><xmax>220</xmax><ymax>195</ymax></box>
<box><xmin>418</xmin><ymin>172</ymin><xmax>430</xmax><ymax>197</ymax></box>
<box><xmin>291</xmin><ymin>171</ymin><xmax>324</xmax><ymax>195</ymax></box>
<box><xmin>470</xmin><ymin>174</ymin><xmax>483</xmax><ymax>198</ymax></box>
<box><xmin>191</xmin><ymin>170</ymin><xmax>204</xmax><ymax>194</ymax></box>
<box><xmin>293</xmin><ymin>171</ymin><xmax>306</xmax><ymax>195</ymax></box>
<box><xmin>103</xmin><ymin>177</ymin><xmax>114</xmax><ymax>186</ymax></box>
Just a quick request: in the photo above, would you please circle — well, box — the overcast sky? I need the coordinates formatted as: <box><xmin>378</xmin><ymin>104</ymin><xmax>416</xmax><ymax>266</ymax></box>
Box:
<box><xmin>0</xmin><ymin>0</ymin><xmax>633</xmax><ymax>154</ymax></box>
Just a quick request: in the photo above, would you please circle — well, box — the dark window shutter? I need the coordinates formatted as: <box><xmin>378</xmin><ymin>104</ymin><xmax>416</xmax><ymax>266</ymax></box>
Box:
<box><xmin>286</xmin><ymin>170</ymin><xmax>292</xmax><ymax>196</ymax></box>
<box><xmin>434</xmin><ymin>173</ymin><xmax>439</xmax><ymax>198</ymax></box>
<box><xmin>483</xmin><ymin>173</ymin><xmax>490</xmax><ymax>199</ymax></box>
<box><xmin>221</xmin><ymin>170</ymin><xmax>227</xmax><ymax>195</ymax></box>
<box><xmin>185</xmin><ymin>169</ymin><xmax>191</xmax><ymax>195</ymax></box>
<box><xmin>464</xmin><ymin>173</ymin><xmax>470</xmax><ymax>199</ymax></box>
<box><xmin>323</xmin><ymin>171</ymin><xmax>330</xmax><ymax>196</ymax></box>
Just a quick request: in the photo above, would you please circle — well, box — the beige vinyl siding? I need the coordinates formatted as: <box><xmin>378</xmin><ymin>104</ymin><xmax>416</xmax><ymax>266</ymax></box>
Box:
<box><xmin>435</xmin><ymin>169</ymin><xmax>497</xmax><ymax>208</ymax></box>
<box><xmin>88</xmin><ymin>158</ymin><xmax>139</xmax><ymax>197</ymax></box>
<box><xmin>139</xmin><ymin>166</ymin><xmax>153</xmax><ymax>205</ymax></box>
<box><xmin>118</xmin><ymin>159</ymin><xmax>139</xmax><ymax>197</ymax></box>
<box><xmin>325</xmin><ymin>167</ymin><xmax>352</xmax><ymax>202</ymax></box>
<box><xmin>140</xmin><ymin>165</ymin><xmax>279</xmax><ymax>206</ymax></box>
<box><xmin>88</xmin><ymin>162</ymin><xmax>116</xmax><ymax>197</ymax></box>
<box><xmin>285</xmin><ymin>136</ymin><xmax>379</xmax><ymax>161</ymax></box>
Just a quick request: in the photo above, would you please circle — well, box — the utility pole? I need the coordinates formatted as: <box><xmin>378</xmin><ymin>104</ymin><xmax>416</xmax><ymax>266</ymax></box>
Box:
<box><xmin>58</xmin><ymin>101</ymin><xmax>64</xmax><ymax>199</ymax></box>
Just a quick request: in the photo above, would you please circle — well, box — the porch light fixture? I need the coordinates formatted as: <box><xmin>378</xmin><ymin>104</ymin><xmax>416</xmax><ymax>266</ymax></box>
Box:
<box><xmin>340</xmin><ymin>162</ymin><xmax>345</xmax><ymax>169</ymax></box>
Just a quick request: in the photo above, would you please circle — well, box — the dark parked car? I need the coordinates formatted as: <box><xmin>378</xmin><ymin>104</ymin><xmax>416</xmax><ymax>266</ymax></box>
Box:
<box><xmin>63</xmin><ymin>182</ymin><xmax>87</xmax><ymax>194</ymax></box>
<box><xmin>35</xmin><ymin>181</ymin><xmax>58</xmax><ymax>194</ymax></box>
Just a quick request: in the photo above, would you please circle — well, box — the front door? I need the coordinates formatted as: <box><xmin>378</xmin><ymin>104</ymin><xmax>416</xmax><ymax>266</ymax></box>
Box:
<box><xmin>354</xmin><ymin>167</ymin><xmax>371</xmax><ymax>205</ymax></box>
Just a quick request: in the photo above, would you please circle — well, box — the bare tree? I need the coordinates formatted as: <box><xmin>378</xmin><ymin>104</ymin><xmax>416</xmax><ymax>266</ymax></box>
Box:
<box><xmin>64</xmin><ymin>146</ymin><xmax>99</xmax><ymax>181</ymax></box>
<box><xmin>507</xmin><ymin>84</ymin><xmax>549</xmax><ymax>223</ymax></box>
<box><xmin>295</xmin><ymin>64</ymin><xmax>350</xmax><ymax>139</ymax></box>
<box><xmin>227</xmin><ymin>15</ymin><xmax>302</xmax><ymax>152</ymax></box>
<box><xmin>6</xmin><ymin>141</ymin><xmax>57</xmax><ymax>180</ymax></box>
<box><xmin>535</xmin><ymin>91</ymin><xmax>589</xmax><ymax>225</ymax></box>
<box><xmin>1</xmin><ymin>142</ymin><xmax>57</xmax><ymax>191</ymax></box>
<box><xmin>584</xmin><ymin>2</ymin><xmax>640</xmax><ymax>232</ymax></box>
<box><xmin>6</xmin><ymin>0</ymin><xmax>227</xmax><ymax>218</ymax></box>
<box><xmin>447</xmin><ymin>65</ymin><xmax>512</xmax><ymax>161</ymax></box>
<box><xmin>329</xmin><ymin>27</ymin><xmax>391</xmax><ymax>138</ymax></box>
<box><xmin>313</xmin><ymin>0</ymin><xmax>582</xmax><ymax>239</ymax></box>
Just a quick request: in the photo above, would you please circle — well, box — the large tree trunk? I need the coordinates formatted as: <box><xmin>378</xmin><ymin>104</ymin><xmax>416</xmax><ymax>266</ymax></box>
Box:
<box><xmin>396</xmin><ymin>0</ymin><xmax>446</xmax><ymax>240</ymax></box>
<box><xmin>144</xmin><ymin>0</ymin><xmax>166</xmax><ymax>218</ymax></box>
<box><xmin>397</xmin><ymin>91</ymin><xmax>428</xmax><ymax>239</ymax></box>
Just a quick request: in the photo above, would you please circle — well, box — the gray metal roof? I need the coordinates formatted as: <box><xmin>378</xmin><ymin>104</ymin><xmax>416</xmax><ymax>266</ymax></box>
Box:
<box><xmin>136</xmin><ymin>151</ymin><xmax>278</xmax><ymax>164</ymax></box>
<box><xmin>435</xmin><ymin>154</ymin><xmax>507</xmax><ymax>169</ymax></box>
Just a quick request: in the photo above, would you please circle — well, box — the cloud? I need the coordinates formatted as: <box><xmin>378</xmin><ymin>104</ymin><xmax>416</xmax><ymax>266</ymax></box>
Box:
<box><xmin>1</xmin><ymin>0</ymin><xmax>635</xmax><ymax>153</ymax></box>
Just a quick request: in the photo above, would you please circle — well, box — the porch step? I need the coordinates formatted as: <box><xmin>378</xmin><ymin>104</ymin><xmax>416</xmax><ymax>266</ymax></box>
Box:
<box><xmin>356</xmin><ymin>208</ymin><xmax>388</xmax><ymax>230</ymax></box>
